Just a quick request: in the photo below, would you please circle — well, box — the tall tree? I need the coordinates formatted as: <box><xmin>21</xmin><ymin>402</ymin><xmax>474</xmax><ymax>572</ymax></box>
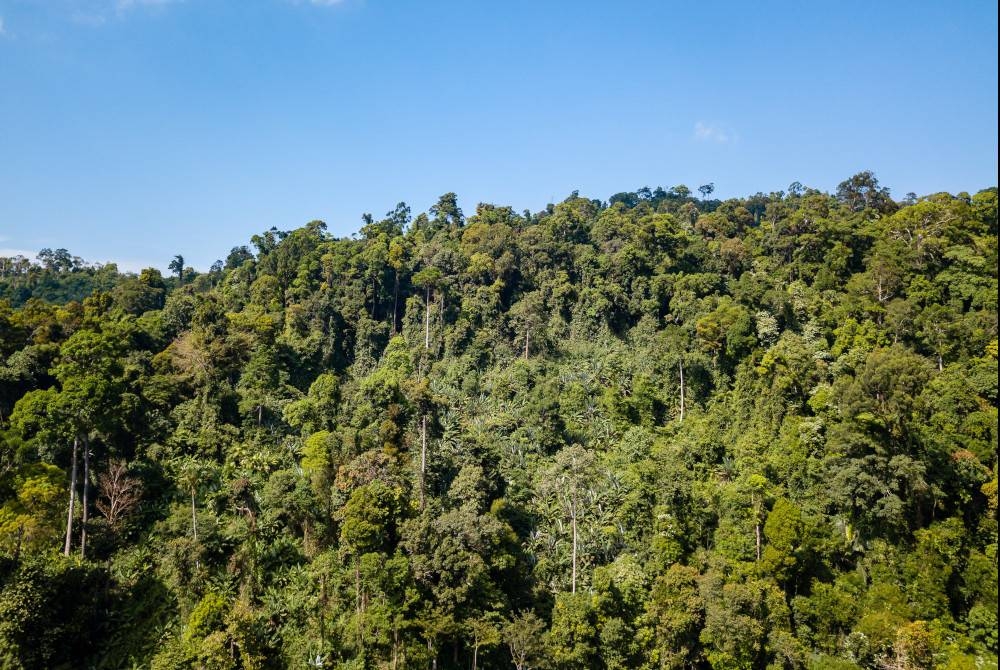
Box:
<box><xmin>168</xmin><ymin>255</ymin><xmax>185</xmax><ymax>284</ymax></box>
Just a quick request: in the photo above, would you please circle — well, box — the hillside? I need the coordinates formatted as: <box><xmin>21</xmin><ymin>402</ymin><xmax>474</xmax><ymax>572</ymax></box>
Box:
<box><xmin>0</xmin><ymin>173</ymin><xmax>997</xmax><ymax>669</ymax></box>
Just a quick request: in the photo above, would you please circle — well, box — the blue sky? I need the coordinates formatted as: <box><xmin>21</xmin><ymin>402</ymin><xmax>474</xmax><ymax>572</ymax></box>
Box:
<box><xmin>1</xmin><ymin>1</ymin><xmax>997</xmax><ymax>272</ymax></box>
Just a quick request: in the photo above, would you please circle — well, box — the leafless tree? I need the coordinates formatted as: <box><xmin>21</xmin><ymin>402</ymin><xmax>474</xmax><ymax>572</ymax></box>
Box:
<box><xmin>96</xmin><ymin>460</ymin><xmax>143</xmax><ymax>530</ymax></box>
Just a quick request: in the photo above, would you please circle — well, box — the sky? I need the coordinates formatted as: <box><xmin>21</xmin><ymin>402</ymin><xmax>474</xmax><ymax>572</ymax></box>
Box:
<box><xmin>1</xmin><ymin>0</ymin><xmax>997</xmax><ymax>272</ymax></box>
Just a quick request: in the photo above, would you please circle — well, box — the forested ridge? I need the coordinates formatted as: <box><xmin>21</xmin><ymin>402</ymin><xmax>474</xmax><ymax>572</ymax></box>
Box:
<box><xmin>0</xmin><ymin>173</ymin><xmax>996</xmax><ymax>670</ymax></box>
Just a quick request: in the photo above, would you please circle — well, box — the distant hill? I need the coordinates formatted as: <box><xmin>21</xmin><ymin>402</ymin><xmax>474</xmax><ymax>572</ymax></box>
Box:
<box><xmin>0</xmin><ymin>174</ymin><xmax>997</xmax><ymax>669</ymax></box>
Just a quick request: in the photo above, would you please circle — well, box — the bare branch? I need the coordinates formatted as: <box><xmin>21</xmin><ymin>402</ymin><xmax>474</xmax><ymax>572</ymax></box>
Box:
<box><xmin>96</xmin><ymin>460</ymin><xmax>143</xmax><ymax>530</ymax></box>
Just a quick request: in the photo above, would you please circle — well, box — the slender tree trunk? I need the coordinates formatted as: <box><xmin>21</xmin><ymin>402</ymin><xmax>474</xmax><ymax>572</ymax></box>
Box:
<box><xmin>755</xmin><ymin>522</ymin><xmax>761</xmax><ymax>562</ymax></box>
<box><xmin>80</xmin><ymin>436</ymin><xmax>89</xmax><ymax>558</ymax></box>
<box><xmin>473</xmin><ymin>644</ymin><xmax>478</xmax><ymax>670</ymax></box>
<box><xmin>420</xmin><ymin>415</ymin><xmax>427</xmax><ymax>509</ymax></box>
<box><xmin>524</xmin><ymin>327</ymin><xmax>530</xmax><ymax>360</ymax></box>
<box><xmin>64</xmin><ymin>436</ymin><xmax>79</xmax><ymax>556</ymax></box>
<box><xmin>679</xmin><ymin>359</ymin><xmax>685</xmax><ymax>422</ymax></box>
<box><xmin>571</xmin><ymin>501</ymin><xmax>578</xmax><ymax>594</ymax></box>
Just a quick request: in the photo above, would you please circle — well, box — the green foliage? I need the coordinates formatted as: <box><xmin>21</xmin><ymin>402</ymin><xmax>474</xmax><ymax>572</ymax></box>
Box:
<box><xmin>0</xmin><ymin>176</ymin><xmax>996</xmax><ymax>668</ymax></box>
<box><xmin>0</xmin><ymin>555</ymin><xmax>112</xmax><ymax>669</ymax></box>
<box><xmin>547</xmin><ymin>592</ymin><xmax>597</xmax><ymax>669</ymax></box>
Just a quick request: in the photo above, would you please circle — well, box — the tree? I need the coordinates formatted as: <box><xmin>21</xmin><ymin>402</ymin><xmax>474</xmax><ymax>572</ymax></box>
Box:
<box><xmin>761</xmin><ymin>497</ymin><xmax>804</xmax><ymax>586</ymax></box>
<box><xmin>388</xmin><ymin>236</ymin><xmax>409</xmax><ymax>334</ymax></box>
<box><xmin>548</xmin><ymin>592</ymin><xmax>597</xmax><ymax>669</ymax></box>
<box><xmin>177</xmin><ymin>457</ymin><xmax>204</xmax><ymax>542</ymax></box>
<box><xmin>639</xmin><ymin>564</ymin><xmax>704</xmax><ymax>669</ymax></box>
<box><xmin>509</xmin><ymin>290</ymin><xmax>547</xmax><ymax>360</ymax></box>
<box><xmin>836</xmin><ymin>170</ymin><xmax>896</xmax><ymax>214</ymax></box>
<box><xmin>430</xmin><ymin>192</ymin><xmax>464</xmax><ymax>229</ymax></box>
<box><xmin>504</xmin><ymin>611</ymin><xmax>546</xmax><ymax>670</ymax></box>
<box><xmin>168</xmin><ymin>255</ymin><xmax>185</xmax><ymax>284</ymax></box>
<box><xmin>412</xmin><ymin>266</ymin><xmax>443</xmax><ymax>351</ymax></box>
<box><xmin>95</xmin><ymin>460</ymin><xmax>142</xmax><ymax>531</ymax></box>
<box><xmin>916</xmin><ymin>303</ymin><xmax>957</xmax><ymax>371</ymax></box>
<box><xmin>699</xmin><ymin>183</ymin><xmax>715</xmax><ymax>201</ymax></box>
<box><xmin>468</xmin><ymin>612</ymin><xmax>501</xmax><ymax>670</ymax></box>
<box><xmin>10</xmin><ymin>388</ymin><xmax>82</xmax><ymax>556</ymax></box>
<box><xmin>537</xmin><ymin>444</ymin><xmax>600</xmax><ymax>594</ymax></box>
<box><xmin>112</xmin><ymin>268</ymin><xmax>166</xmax><ymax>313</ymax></box>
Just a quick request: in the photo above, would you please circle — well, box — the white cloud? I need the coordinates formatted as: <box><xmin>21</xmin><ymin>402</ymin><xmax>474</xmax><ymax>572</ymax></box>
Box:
<box><xmin>694</xmin><ymin>121</ymin><xmax>735</xmax><ymax>144</ymax></box>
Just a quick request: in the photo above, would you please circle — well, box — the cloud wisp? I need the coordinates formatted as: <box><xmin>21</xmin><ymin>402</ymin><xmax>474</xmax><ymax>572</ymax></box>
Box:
<box><xmin>693</xmin><ymin>121</ymin><xmax>736</xmax><ymax>144</ymax></box>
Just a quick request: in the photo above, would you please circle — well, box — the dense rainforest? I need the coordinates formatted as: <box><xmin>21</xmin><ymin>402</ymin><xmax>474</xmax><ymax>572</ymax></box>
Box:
<box><xmin>0</xmin><ymin>173</ymin><xmax>996</xmax><ymax>670</ymax></box>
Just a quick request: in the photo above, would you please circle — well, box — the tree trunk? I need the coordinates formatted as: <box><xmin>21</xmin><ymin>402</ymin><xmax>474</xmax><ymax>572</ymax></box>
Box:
<box><xmin>755</xmin><ymin>522</ymin><xmax>761</xmax><ymax>562</ymax></box>
<box><xmin>64</xmin><ymin>436</ymin><xmax>79</xmax><ymax>556</ymax></box>
<box><xmin>571</xmin><ymin>501</ymin><xmax>578</xmax><ymax>594</ymax></box>
<box><xmin>524</xmin><ymin>327</ymin><xmax>530</xmax><ymax>360</ymax></box>
<box><xmin>80</xmin><ymin>436</ymin><xmax>89</xmax><ymax>558</ymax></box>
<box><xmin>420</xmin><ymin>414</ymin><xmax>427</xmax><ymax>509</ymax></box>
<box><xmin>472</xmin><ymin>644</ymin><xmax>478</xmax><ymax>670</ymax></box>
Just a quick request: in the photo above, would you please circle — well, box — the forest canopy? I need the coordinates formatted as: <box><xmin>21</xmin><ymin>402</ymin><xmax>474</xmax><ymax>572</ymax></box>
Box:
<box><xmin>0</xmin><ymin>173</ymin><xmax>997</xmax><ymax>669</ymax></box>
